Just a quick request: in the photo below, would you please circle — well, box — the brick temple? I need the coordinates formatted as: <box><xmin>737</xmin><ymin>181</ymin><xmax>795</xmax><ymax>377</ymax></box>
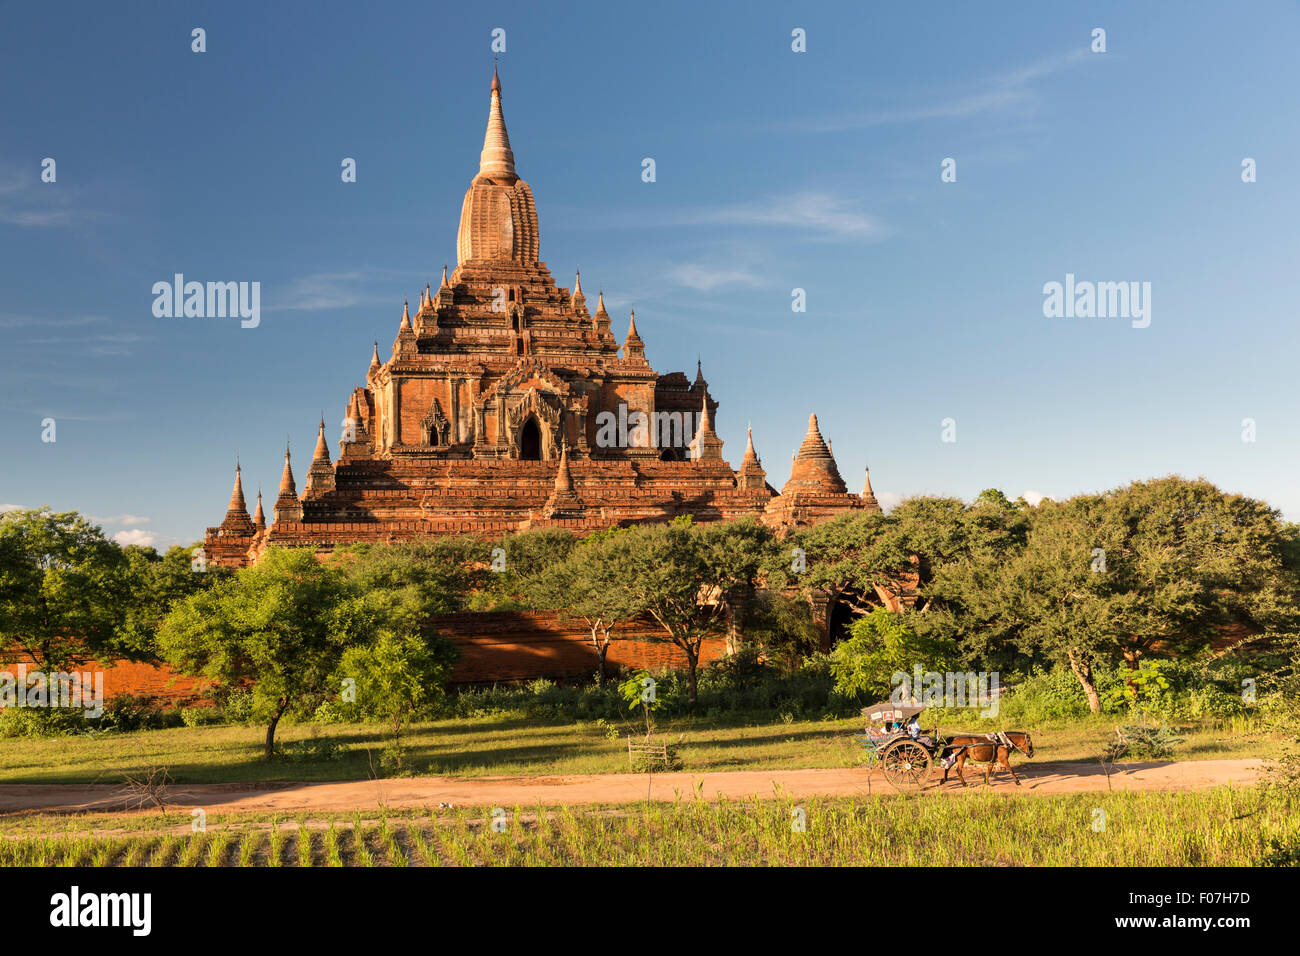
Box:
<box><xmin>206</xmin><ymin>67</ymin><xmax>879</xmax><ymax>568</ymax></box>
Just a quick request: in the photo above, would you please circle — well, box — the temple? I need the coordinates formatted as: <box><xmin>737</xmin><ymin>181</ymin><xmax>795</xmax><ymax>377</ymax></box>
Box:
<box><xmin>205</xmin><ymin>67</ymin><xmax>879</xmax><ymax>568</ymax></box>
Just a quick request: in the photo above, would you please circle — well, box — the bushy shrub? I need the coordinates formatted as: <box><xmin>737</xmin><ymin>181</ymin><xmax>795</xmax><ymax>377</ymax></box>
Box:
<box><xmin>179</xmin><ymin>705</ymin><xmax>224</xmax><ymax>728</ymax></box>
<box><xmin>0</xmin><ymin>706</ymin><xmax>88</xmax><ymax>738</ymax></box>
<box><xmin>217</xmin><ymin>688</ymin><xmax>255</xmax><ymax>724</ymax></box>
<box><xmin>1105</xmin><ymin>723</ymin><xmax>1186</xmax><ymax>760</ymax></box>
<box><xmin>275</xmin><ymin>734</ymin><xmax>348</xmax><ymax>762</ymax></box>
<box><xmin>95</xmin><ymin>694</ymin><xmax>181</xmax><ymax>732</ymax></box>
<box><xmin>440</xmin><ymin>648</ymin><xmax>855</xmax><ymax>723</ymax></box>
<box><xmin>1103</xmin><ymin>659</ymin><xmax>1253</xmax><ymax>721</ymax></box>
<box><xmin>994</xmin><ymin>664</ymin><xmax>1126</xmax><ymax>722</ymax></box>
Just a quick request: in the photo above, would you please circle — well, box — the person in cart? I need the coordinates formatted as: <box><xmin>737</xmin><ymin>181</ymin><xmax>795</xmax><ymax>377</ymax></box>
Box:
<box><xmin>906</xmin><ymin>713</ymin><xmax>959</xmax><ymax>770</ymax></box>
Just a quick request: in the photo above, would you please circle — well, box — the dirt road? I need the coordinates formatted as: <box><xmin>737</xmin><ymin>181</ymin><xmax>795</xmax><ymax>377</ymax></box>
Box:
<box><xmin>0</xmin><ymin>758</ymin><xmax>1263</xmax><ymax>816</ymax></box>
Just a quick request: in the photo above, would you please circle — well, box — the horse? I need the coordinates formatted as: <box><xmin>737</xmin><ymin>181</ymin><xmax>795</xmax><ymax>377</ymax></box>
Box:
<box><xmin>940</xmin><ymin>732</ymin><xmax>1035</xmax><ymax>787</ymax></box>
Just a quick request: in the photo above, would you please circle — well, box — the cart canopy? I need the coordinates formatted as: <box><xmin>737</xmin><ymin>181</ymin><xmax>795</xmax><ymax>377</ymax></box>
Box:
<box><xmin>861</xmin><ymin>702</ymin><xmax>926</xmax><ymax>723</ymax></box>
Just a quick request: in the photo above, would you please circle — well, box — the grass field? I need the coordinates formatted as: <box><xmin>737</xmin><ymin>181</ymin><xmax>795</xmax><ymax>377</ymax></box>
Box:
<box><xmin>0</xmin><ymin>787</ymin><xmax>1293</xmax><ymax>866</ymax></box>
<box><xmin>0</xmin><ymin>713</ymin><xmax>1285</xmax><ymax>785</ymax></box>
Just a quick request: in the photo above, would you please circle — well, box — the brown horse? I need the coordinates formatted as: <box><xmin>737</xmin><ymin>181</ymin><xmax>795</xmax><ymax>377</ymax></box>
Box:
<box><xmin>940</xmin><ymin>732</ymin><xmax>1035</xmax><ymax>787</ymax></box>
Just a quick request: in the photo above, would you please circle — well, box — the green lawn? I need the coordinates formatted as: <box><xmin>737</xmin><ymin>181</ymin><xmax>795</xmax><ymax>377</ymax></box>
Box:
<box><xmin>0</xmin><ymin>712</ymin><xmax>1287</xmax><ymax>785</ymax></box>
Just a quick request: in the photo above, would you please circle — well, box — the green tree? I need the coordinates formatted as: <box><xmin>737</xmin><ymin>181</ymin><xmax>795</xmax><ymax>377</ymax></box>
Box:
<box><xmin>937</xmin><ymin>478</ymin><xmax>1300</xmax><ymax>712</ymax></box>
<box><xmin>117</xmin><ymin>544</ymin><xmax>232</xmax><ymax>662</ymax></box>
<box><xmin>829</xmin><ymin>608</ymin><xmax>957</xmax><ymax>701</ymax></box>
<box><xmin>158</xmin><ymin>547</ymin><xmax>373</xmax><ymax>758</ymax></box>
<box><xmin>0</xmin><ymin>508</ymin><xmax>133</xmax><ymax>670</ymax></box>
<box><xmin>330</xmin><ymin>538</ymin><xmax>485</xmax><ymax>634</ymax></box>
<box><xmin>618</xmin><ymin>518</ymin><xmax>776</xmax><ymax>705</ymax></box>
<box><xmin>337</xmin><ymin>629</ymin><xmax>458</xmax><ymax>765</ymax></box>
<box><xmin>528</xmin><ymin>528</ymin><xmax>647</xmax><ymax>684</ymax></box>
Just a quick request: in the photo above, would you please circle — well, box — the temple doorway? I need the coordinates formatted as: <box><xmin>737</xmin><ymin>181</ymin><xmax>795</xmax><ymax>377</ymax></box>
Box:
<box><xmin>520</xmin><ymin>419</ymin><xmax>542</xmax><ymax>460</ymax></box>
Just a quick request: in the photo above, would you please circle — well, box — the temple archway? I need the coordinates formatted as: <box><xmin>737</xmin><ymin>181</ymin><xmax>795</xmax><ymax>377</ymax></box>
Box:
<box><xmin>520</xmin><ymin>418</ymin><xmax>542</xmax><ymax>460</ymax></box>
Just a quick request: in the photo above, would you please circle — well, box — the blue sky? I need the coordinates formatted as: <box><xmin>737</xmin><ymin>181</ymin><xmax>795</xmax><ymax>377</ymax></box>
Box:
<box><xmin>2</xmin><ymin>0</ymin><xmax>1298</xmax><ymax>548</ymax></box>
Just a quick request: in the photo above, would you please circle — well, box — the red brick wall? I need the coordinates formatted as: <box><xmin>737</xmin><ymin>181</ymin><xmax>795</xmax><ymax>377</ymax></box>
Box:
<box><xmin>4</xmin><ymin>614</ymin><xmax>726</xmax><ymax>703</ymax></box>
<box><xmin>432</xmin><ymin>610</ymin><xmax>728</xmax><ymax>683</ymax></box>
<box><xmin>2</xmin><ymin>648</ymin><xmax>210</xmax><ymax>705</ymax></box>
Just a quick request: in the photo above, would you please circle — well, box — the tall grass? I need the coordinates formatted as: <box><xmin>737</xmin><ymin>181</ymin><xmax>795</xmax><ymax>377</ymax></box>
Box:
<box><xmin>0</xmin><ymin>788</ymin><xmax>1292</xmax><ymax>866</ymax></box>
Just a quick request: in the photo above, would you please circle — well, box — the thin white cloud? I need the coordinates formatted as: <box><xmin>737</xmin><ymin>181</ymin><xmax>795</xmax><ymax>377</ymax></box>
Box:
<box><xmin>793</xmin><ymin>48</ymin><xmax>1090</xmax><ymax>134</ymax></box>
<box><xmin>0</xmin><ymin>314</ymin><xmax>109</xmax><ymax>329</ymax></box>
<box><xmin>1020</xmin><ymin>490</ymin><xmax>1049</xmax><ymax>507</ymax></box>
<box><xmin>0</xmin><ymin>167</ymin><xmax>97</xmax><ymax>228</ymax></box>
<box><xmin>876</xmin><ymin>491</ymin><xmax>902</xmax><ymax>513</ymax></box>
<box><xmin>688</xmin><ymin>191</ymin><xmax>880</xmax><ymax>238</ymax></box>
<box><xmin>263</xmin><ymin>268</ymin><xmax>416</xmax><ymax>313</ymax></box>
<box><xmin>667</xmin><ymin>263</ymin><xmax>765</xmax><ymax>291</ymax></box>
<box><xmin>90</xmin><ymin>514</ymin><xmax>151</xmax><ymax>527</ymax></box>
<box><xmin>112</xmin><ymin>529</ymin><xmax>158</xmax><ymax>547</ymax></box>
<box><xmin>0</xmin><ymin>504</ymin><xmax>22</xmax><ymax>512</ymax></box>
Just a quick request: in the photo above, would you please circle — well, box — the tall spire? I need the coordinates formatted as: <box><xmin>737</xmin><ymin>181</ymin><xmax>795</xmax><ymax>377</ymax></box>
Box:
<box><xmin>228</xmin><ymin>460</ymin><xmax>248</xmax><ymax>514</ymax></box>
<box><xmin>623</xmin><ymin>309</ymin><xmax>646</xmax><ymax>363</ymax></box>
<box><xmin>540</xmin><ymin>439</ymin><xmax>584</xmax><ymax>519</ymax></box>
<box><xmin>478</xmin><ymin>63</ymin><xmax>516</xmax><ymax>181</ymax></box>
<box><xmin>278</xmin><ymin>444</ymin><xmax>297</xmax><ymax>496</ymax></box>
<box><xmin>219</xmin><ymin>460</ymin><xmax>256</xmax><ymax>535</ymax></box>
<box><xmin>253</xmin><ymin>489</ymin><xmax>266</xmax><ymax>531</ymax></box>
<box><xmin>400</xmin><ymin>300</ymin><xmax>412</xmax><ymax>331</ymax></box>
<box><xmin>859</xmin><ymin>464</ymin><xmax>882</xmax><ymax>513</ymax></box>
<box><xmin>273</xmin><ymin>443</ymin><xmax>303</xmax><ymax>524</ymax></box>
<box><xmin>689</xmin><ymin>394</ymin><xmax>724</xmax><ymax>461</ymax></box>
<box><xmin>554</xmin><ymin>440</ymin><xmax>573</xmax><ymax>492</ymax></box>
<box><xmin>305</xmin><ymin>418</ymin><xmax>336</xmax><ymax>496</ymax></box>
<box><xmin>312</xmin><ymin>417</ymin><xmax>330</xmax><ymax>463</ymax></box>
<box><xmin>369</xmin><ymin>341</ymin><xmax>381</xmax><ymax>375</ymax></box>
<box><xmin>440</xmin><ymin>264</ymin><xmax>449</xmax><ymax>288</ymax></box>
<box><xmin>737</xmin><ymin>424</ymin><xmax>767</xmax><ymax>491</ymax></box>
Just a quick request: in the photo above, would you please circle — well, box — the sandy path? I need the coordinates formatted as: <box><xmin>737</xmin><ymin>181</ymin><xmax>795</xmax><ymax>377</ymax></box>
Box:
<box><xmin>0</xmin><ymin>759</ymin><xmax>1263</xmax><ymax>815</ymax></box>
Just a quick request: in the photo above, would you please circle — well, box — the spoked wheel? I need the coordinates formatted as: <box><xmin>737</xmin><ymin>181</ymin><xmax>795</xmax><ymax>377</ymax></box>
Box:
<box><xmin>879</xmin><ymin>739</ymin><xmax>934</xmax><ymax>792</ymax></box>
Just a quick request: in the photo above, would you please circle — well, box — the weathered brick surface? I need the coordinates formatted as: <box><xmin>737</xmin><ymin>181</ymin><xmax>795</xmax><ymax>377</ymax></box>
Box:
<box><xmin>432</xmin><ymin>610</ymin><xmax>727</xmax><ymax>683</ymax></box>
<box><xmin>4</xmin><ymin>611</ymin><xmax>726</xmax><ymax>704</ymax></box>
<box><xmin>2</xmin><ymin>648</ymin><xmax>210</xmax><ymax>705</ymax></box>
<box><xmin>203</xmin><ymin>71</ymin><xmax>873</xmax><ymax>570</ymax></box>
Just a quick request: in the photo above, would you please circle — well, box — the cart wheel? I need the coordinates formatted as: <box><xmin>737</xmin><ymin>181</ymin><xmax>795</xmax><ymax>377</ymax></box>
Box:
<box><xmin>880</xmin><ymin>739</ymin><xmax>933</xmax><ymax>792</ymax></box>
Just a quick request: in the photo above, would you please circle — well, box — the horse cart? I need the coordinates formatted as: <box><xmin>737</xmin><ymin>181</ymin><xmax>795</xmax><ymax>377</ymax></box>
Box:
<box><xmin>852</xmin><ymin>702</ymin><xmax>941</xmax><ymax>791</ymax></box>
<box><xmin>852</xmin><ymin>701</ymin><xmax>1035</xmax><ymax>791</ymax></box>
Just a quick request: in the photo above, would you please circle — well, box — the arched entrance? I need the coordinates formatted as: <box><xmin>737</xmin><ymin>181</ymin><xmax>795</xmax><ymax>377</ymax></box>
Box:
<box><xmin>520</xmin><ymin>418</ymin><xmax>542</xmax><ymax>460</ymax></box>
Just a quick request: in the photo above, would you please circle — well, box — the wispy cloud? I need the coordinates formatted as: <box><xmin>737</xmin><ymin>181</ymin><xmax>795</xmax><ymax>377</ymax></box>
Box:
<box><xmin>552</xmin><ymin>190</ymin><xmax>883</xmax><ymax>242</ymax></box>
<box><xmin>112</xmin><ymin>529</ymin><xmax>158</xmax><ymax>547</ymax></box>
<box><xmin>0</xmin><ymin>313</ymin><xmax>110</xmax><ymax>329</ymax></box>
<box><xmin>263</xmin><ymin>268</ymin><xmax>415</xmax><ymax>312</ymax></box>
<box><xmin>791</xmin><ymin>49</ymin><xmax>1091</xmax><ymax>134</ymax></box>
<box><xmin>666</xmin><ymin>263</ymin><xmax>766</xmax><ymax>292</ymax></box>
<box><xmin>89</xmin><ymin>514</ymin><xmax>151</xmax><ymax>527</ymax></box>
<box><xmin>0</xmin><ymin>167</ymin><xmax>98</xmax><ymax>228</ymax></box>
<box><xmin>687</xmin><ymin>191</ymin><xmax>881</xmax><ymax>238</ymax></box>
